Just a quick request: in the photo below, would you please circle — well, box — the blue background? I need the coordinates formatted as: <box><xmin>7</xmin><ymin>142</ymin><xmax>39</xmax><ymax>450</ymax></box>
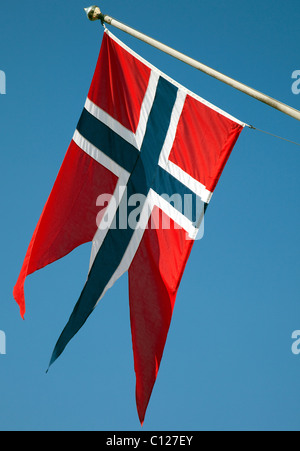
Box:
<box><xmin>0</xmin><ymin>0</ymin><xmax>299</xmax><ymax>431</ymax></box>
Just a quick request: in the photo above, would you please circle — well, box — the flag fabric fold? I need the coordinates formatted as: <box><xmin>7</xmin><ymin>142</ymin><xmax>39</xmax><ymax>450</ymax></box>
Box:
<box><xmin>13</xmin><ymin>29</ymin><xmax>245</xmax><ymax>424</ymax></box>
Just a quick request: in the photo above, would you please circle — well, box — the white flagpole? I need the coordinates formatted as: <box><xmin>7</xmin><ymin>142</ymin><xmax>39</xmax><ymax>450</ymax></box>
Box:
<box><xmin>84</xmin><ymin>6</ymin><xmax>300</xmax><ymax>123</ymax></box>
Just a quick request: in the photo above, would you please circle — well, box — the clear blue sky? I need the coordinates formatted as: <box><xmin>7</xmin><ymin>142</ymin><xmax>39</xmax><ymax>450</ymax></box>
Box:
<box><xmin>1</xmin><ymin>0</ymin><xmax>300</xmax><ymax>431</ymax></box>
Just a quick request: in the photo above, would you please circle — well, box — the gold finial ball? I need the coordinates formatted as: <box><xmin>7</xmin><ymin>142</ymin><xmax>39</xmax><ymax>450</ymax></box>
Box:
<box><xmin>84</xmin><ymin>6</ymin><xmax>101</xmax><ymax>21</ymax></box>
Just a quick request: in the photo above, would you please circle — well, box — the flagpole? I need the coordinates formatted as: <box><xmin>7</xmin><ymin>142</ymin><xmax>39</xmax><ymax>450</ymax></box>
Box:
<box><xmin>84</xmin><ymin>6</ymin><xmax>300</xmax><ymax>123</ymax></box>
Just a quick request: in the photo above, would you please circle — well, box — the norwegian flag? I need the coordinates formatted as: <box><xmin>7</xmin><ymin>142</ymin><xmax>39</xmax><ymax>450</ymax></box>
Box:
<box><xmin>13</xmin><ymin>30</ymin><xmax>245</xmax><ymax>424</ymax></box>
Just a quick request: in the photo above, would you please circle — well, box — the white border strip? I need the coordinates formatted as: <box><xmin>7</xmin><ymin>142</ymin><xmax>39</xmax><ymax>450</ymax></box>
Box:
<box><xmin>149</xmin><ymin>189</ymin><xmax>200</xmax><ymax>240</ymax></box>
<box><xmin>73</xmin><ymin>129</ymin><xmax>127</xmax><ymax>179</ymax></box>
<box><xmin>135</xmin><ymin>71</ymin><xmax>160</xmax><ymax>149</ymax></box>
<box><xmin>158</xmin><ymin>89</ymin><xmax>187</xmax><ymax>168</ymax></box>
<box><xmin>85</xmin><ymin>98</ymin><xmax>137</xmax><ymax>148</ymax></box>
<box><xmin>158</xmin><ymin>89</ymin><xmax>213</xmax><ymax>204</ymax></box>
<box><xmin>165</xmin><ymin>161</ymin><xmax>213</xmax><ymax>204</ymax></box>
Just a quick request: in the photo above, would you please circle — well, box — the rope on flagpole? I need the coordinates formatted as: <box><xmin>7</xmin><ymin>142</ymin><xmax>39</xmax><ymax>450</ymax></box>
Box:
<box><xmin>249</xmin><ymin>125</ymin><xmax>300</xmax><ymax>147</ymax></box>
<box><xmin>84</xmin><ymin>5</ymin><xmax>300</xmax><ymax>124</ymax></box>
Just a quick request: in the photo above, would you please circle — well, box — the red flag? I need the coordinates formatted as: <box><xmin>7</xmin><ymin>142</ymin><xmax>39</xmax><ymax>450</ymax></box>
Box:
<box><xmin>14</xmin><ymin>30</ymin><xmax>244</xmax><ymax>423</ymax></box>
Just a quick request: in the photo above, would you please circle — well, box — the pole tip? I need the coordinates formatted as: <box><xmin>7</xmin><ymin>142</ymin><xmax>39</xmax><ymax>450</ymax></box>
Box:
<box><xmin>84</xmin><ymin>5</ymin><xmax>101</xmax><ymax>21</ymax></box>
